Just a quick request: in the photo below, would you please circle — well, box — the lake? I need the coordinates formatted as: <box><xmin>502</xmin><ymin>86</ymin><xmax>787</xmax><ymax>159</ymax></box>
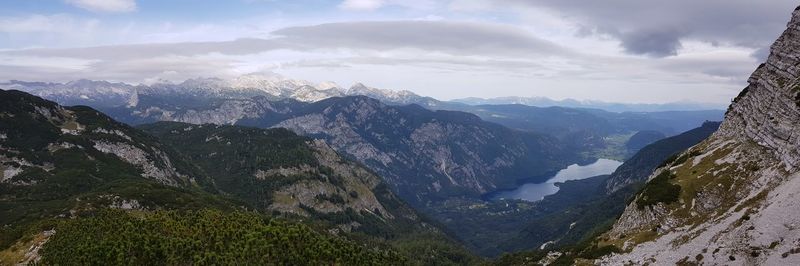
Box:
<box><xmin>490</xmin><ymin>158</ymin><xmax>623</xmax><ymax>202</ymax></box>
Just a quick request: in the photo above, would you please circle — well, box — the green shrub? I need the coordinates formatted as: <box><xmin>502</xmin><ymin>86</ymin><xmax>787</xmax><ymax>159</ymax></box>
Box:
<box><xmin>636</xmin><ymin>171</ymin><xmax>681</xmax><ymax>209</ymax></box>
<box><xmin>580</xmin><ymin>244</ymin><xmax>622</xmax><ymax>259</ymax></box>
<box><xmin>658</xmin><ymin>153</ymin><xmax>680</xmax><ymax>168</ymax></box>
<box><xmin>40</xmin><ymin>209</ymin><xmax>403</xmax><ymax>265</ymax></box>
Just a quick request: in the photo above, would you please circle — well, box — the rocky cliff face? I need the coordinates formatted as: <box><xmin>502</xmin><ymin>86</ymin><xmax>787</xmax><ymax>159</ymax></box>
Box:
<box><xmin>599</xmin><ymin>7</ymin><xmax>800</xmax><ymax>265</ymax></box>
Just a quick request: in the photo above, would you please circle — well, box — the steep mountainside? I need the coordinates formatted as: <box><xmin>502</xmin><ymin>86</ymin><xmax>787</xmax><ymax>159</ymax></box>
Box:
<box><xmin>0</xmin><ymin>89</ymin><xmax>230</xmax><ymax>257</ymax></box>
<box><xmin>0</xmin><ymin>90</ymin><xmax>477</xmax><ymax>265</ymax></box>
<box><xmin>256</xmin><ymin>96</ymin><xmax>578</xmax><ymax>205</ymax></box>
<box><xmin>139</xmin><ymin>122</ymin><xmax>428</xmax><ymax>235</ymax></box>
<box><xmin>604</xmin><ymin>121</ymin><xmax>720</xmax><ymax>193</ymax></box>
<box><xmin>595</xmin><ymin>7</ymin><xmax>800</xmax><ymax>264</ymax></box>
<box><xmin>0</xmin><ymin>89</ymin><xmax>217</xmax><ymax>211</ymax></box>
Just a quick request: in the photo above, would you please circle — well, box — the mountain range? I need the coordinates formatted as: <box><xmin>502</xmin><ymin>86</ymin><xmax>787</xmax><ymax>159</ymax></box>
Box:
<box><xmin>2</xmin><ymin>76</ymin><xmax>723</xmax><ymax>208</ymax></box>
<box><xmin>0</xmin><ymin>89</ymin><xmax>477</xmax><ymax>264</ymax></box>
<box><xmin>16</xmin><ymin>10</ymin><xmax>800</xmax><ymax>264</ymax></box>
<box><xmin>0</xmin><ymin>67</ymin><xmax>728</xmax><ymax>262</ymax></box>
<box><xmin>0</xmin><ymin>74</ymin><xmax>438</xmax><ymax>108</ymax></box>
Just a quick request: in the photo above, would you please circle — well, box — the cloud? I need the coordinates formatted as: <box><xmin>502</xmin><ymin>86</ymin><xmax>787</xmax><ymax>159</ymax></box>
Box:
<box><xmin>272</xmin><ymin>20</ymin><xmax>569</xmax><ymax>56</ymax></box>
<box><xmin>0</xmin><ymin>14</ymin><xmax>104</xmax><ymax>49</ymax></box>
<box><xmin>4</xmin><ymin>38</ymin><xmax>282</xmax><ymax>60</ymax></box>
<box><xmin>478</xmin><ymin>0</ymin><xmax>798</xmax><ymax>57</ymax></box>
<box><xmin>338</xmin><ymin>0</ymin><xmax>439</xmax><ymax>11</ymax></box>
<box><xmin>619</xmin><ymin>29</ymin><xmax>685</xmax><ymax>57</ymax></box>
<box><xmin>339</xmin><ymin>0</ymin><xmax>385</xmax><ymax>11</ymax></box>
<box><xmin>0</xmin><ymin>54</ymin><xmax>236</xmax><ymax>84</ymax></box>
<box><xmin>0</xmin><ymin>9</ymin><xmax>772</xmax><ymax>104</ymax></box>
<box><xmin>65</xmin><ymin>0</ymin><xmax>137</xmax><ymax>13</ymax></box>
<box><xmin>6</xmin><ymin>20</ymin><xmax>569</xmax><ymax>59</ymax></box>
<box><xmin>0</xmin><ymin>14</ymin><xmax>97</xmax><ymax>33</ymax></box>
<box><xmin>0</xmin><ymin>20</ymin><xmax>571</xmax><ymax>85</ymax></box>
<box><xmin>750</xmin><ymin>47</ymin><xmax>771</xmax><ymax>61</ymax></box>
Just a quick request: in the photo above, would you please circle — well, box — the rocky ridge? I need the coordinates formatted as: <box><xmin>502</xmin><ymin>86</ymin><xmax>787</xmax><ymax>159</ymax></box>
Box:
<box><xmin>0</xmin><ymin>73</ymin><xmax>431</xmax><ymax>107</ymax></box>
<box><xmin>598</xmin><ymin>7</ymin><xmax>800</xmax><ymax>265</ymax></box>
<box><xmin>0</xmin><ymin>90</ymin><xmax>199</xmax><ymax>188</ymax></box>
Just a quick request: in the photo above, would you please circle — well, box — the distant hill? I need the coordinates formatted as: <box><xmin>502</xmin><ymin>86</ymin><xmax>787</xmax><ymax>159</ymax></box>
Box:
<box><xmin>605</xmin><ymin>121</ymin><xmax>721</xmax><ymax>193</ymax></box>
<box><xmin>625</xmin><ymin>130</ymin><xmax>666</xmax><ymax>156</ymax></box>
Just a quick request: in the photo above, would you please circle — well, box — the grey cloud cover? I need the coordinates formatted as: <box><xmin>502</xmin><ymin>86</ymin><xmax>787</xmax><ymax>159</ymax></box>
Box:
<box><xmin>6</xmin><ymin>20</ymin><xmax>567</xmax><ymax>60</ymax></box>
<box><xmin>272</xmin><ymin>20</ymin><xmax>569</xmax><ymax>56</ymax></box>
<box><xmin>3</xmin><ymin>38</ymin><xmax>283</xmax><ymax>60</ymax></box>
<box><xmin>0</xmin><ymin>1</ymin><xmax>790</xmax><ymax>104</ymax></box>
<box><xmin>503</xmin><ymin>0</ymin><xmax>798</xmax><ymax>57</ymax></box>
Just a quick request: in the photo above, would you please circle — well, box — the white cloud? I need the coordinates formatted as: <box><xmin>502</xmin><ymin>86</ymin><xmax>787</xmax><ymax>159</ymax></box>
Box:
<box><xmin>0</xmin><ymin>14</ymin><xmax>103</xmax><ymax>49</ymax></box>
<box><xmin>338</xmin><ymin>0</ymin><xmax>385</xmax><ymax>11</ymax></box>
<box><xmin>65</xmin><ymin>0</ymin><xmax>137</xmax><ymax>13</ymax></box>
<box><xmin>0</xmin><ymin>14</ymin><xmax>84</xmax><ymax>33</ymax></box>
<box><xmin>338</xmin><ymin>0</ymin><xmax>439</xmax><ymax>11</ymax></box>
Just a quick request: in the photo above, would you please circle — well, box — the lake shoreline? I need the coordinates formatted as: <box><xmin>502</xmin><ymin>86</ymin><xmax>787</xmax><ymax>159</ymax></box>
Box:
<box><xmin>483</xmin><ymin>158</ymin><xmax>622</xmax><ymax>202</ymax></box>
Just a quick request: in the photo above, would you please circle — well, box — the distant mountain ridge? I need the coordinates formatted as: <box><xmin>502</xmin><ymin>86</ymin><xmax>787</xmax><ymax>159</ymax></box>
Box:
<box><xmin>1</xmin><ymin>74</ymin><xmax>726</xmax><ymax>114</ymax></box>
<box><xmin>0</xmin><ymin>74</ymin><xmax>437</xmax><ymax>108</ymax></box>
<box><xmin>453</xmin><ymin>96</ymin><xmax>725</xmax><ymax>112</ymax></box>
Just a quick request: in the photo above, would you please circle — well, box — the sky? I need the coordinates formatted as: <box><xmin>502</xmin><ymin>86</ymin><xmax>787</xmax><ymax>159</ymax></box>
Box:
<box><xmin>0</xmin><ymin>0</ymin><xmax>797</xmax><ymax>106</ymax></box>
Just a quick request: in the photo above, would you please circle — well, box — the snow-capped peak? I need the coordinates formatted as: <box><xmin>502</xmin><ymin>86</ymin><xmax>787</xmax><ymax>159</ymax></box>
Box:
<box><xmin>3</xmin><ymin>74</ymin><xmax>431</xmax><ymax>105</ymax></box>
<box><xmin>345</xmin><ymin>82</ymin><xmax>424</xmax><ymax>104</ymax></box>
<box><xmin>317</xmin><ymin>81</ymin><xmax>342</xmax><ymax>91</ymax></box>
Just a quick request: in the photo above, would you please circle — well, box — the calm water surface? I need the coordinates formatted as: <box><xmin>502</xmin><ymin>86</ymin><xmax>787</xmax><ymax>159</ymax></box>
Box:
<box><xmin>491</xmin><ymin>158</ymin><xmax>622</xmax><ymax>202</ymax></box>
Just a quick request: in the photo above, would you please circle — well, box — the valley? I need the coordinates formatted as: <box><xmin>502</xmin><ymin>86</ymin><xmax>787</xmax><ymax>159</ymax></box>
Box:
<box><xmin>0</xmin><ymin>77</ymin><xmax>722</xmax><ymax>260</ymax></box>
<box><xmin>1</xmin><ymin>1</ymin><xmax>797</xmax><ymax>265</ymax></box>
<box><xmin>0</xmin><ymin>73</ymin><xmax>725</xmax><ymax>262</ymax></box>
